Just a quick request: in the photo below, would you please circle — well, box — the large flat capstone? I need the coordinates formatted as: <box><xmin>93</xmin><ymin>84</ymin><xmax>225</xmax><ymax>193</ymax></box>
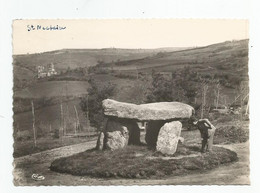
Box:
<box><xmin>102</xmin><ymin>99</ymin><xmax>194</xmax><ymax>121</ymax></box>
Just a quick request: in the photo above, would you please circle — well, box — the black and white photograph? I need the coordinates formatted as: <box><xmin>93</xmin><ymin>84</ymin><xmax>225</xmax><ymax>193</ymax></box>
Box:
<box><xmin>12</xmin><ymin>19</ymin><xmax>249</xmax><ymax>186</ymax></box>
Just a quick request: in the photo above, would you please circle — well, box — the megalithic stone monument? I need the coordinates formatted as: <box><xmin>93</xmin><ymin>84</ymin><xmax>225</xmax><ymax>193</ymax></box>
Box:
<box><xmin>97</xmin><ymin>99</ymin><xmax>194</xmax><ymax>155</ymax></box>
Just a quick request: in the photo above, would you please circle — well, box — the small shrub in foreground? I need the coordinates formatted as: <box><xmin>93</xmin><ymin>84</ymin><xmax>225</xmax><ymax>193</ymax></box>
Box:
<box><xmin>214</xmin><ymin>125</ymin><xmax>249</xmax><ymax>144</ymax></box>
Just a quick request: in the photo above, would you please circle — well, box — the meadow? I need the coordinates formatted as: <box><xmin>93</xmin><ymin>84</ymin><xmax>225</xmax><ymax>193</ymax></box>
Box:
<box><xmin>14</xmin><ymin>81</ymin><xmax>88</xmax><ymax>98</ymax></box>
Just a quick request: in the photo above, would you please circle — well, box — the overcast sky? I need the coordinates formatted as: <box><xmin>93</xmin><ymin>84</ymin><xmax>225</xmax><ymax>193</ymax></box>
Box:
<box><xmin>13</xmin><ymin>19</ymin><xmax>249</xmax><ymax>55</ymax></box>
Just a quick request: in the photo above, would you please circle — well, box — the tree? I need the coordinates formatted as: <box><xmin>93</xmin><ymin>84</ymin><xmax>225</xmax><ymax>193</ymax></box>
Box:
<box><xmin>80</xmin><ymin>80</ymin><xmax>115</xmax><ymax>131</ymax></box>
<box><xmin>172</xmin><ymin>67</ymin><xmax>200</xmax><ymax>104</ymax></box>
<box><xmin>214</xmin><ymin>81</ymin><xmax>221</xmax><ymax>109</ymax></box>
<box><xmin>146</xmin><ymin>72</ymin><xmax>175</xmax><ymax>103</ymax></box>
<box><xmin>146</xmin><ymin>68</ymin><xmax>200</xmax><ymax>104</ymax></box>
<box><xmin>200</xmin><ymin>83</ymin><xmax>208</xmax><ymax>118</ymax></box>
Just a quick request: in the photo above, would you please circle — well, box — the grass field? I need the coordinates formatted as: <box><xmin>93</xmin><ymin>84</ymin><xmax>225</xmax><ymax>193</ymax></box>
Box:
<box><xmin>13</xmin><ymin>76</ymin><xmax>89</xmax><ymax>157</ymax></box>
<box><xmin>13</xmin><ymin>134</ymin><xmax>97</xmax><ymax>158</ymax></box>
<box><xmin>12</xmin><ymin>47</ymin><xmax>171</xmax><ymax>91</ymax></box>
<box><xmin>14</xmin><ymin>80</ymin><xmax>88</xmax><ymax>98</ymax></box>
<box><xmin>14</xmin><ymin>98</ymin><xmax>87</xmax><ymax>131</ymax></box>
<box><xmin>13</xmin><ymin>47</ymin><xmax>188</xmax><ymax>71</ymax></box>
<box><xmin>87</xmin><ymin>40</ymin><xmax>248</xmax><ymax>107</ymax></box>
<box><xmin>102</xmin><ymin>40</ymin><xmax>249</xmax><ymax>97</ymax></box>
<box><xmin>110</xmin><ymin>40</ymin><xmax>248</xmax><ymax>75</ymax></box>
<box><xmin>13</xmin><ymin>48</ymin><xmax>182</xmax><ymax>84</ymax></box>
<box><xmin>13</xmin><ymin>97</ymin><xmax>98</xmax><ymax>157</ymax></box>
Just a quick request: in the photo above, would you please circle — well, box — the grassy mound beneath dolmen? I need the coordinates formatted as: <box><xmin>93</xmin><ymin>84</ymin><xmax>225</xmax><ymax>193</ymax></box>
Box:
<box><xmin>50</xmin><ymin>144</ymin><xmax>238</xmax><ymax>179</ymax></box>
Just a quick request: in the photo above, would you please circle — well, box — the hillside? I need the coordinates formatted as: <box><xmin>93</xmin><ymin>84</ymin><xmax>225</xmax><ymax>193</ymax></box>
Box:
<box><xmin>13</xmin><ymin>40</ymin><xmax>249</xmax><ymax>102</ymax></box>
<box><xmin>13</xmin><ymin>47</ymin><xmax>189</xmax><ymax>73</ymax></box>
<box><xmin>104</xmin><ymin>40</ymin><xmax>248</xmax><ymax>81</ymax></box>
<box><xmin>14</xmin><ymin>81</ymin><xmax>88</xmax><ymax>98</ymax></box>
<box><xmin>89</xmin><ymin>39</ymin><xmax>249</xmax><ymax>107</ymax></box>
<box><xmin>13</xmin><ymin>47</ymin><xmax>189</xmax><ymax>91</ymax></box>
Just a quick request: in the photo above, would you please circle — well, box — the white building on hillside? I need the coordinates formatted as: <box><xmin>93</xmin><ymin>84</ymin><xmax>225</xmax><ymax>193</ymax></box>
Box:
<box><xmin>37</xmin><ymin>63</ymin><xmax>57</xmax><ymax>79</ymax></box>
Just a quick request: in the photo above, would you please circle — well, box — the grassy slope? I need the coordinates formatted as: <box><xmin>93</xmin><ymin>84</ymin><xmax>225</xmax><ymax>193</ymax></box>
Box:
<box><xmin>14</xmin><ymin>40</ymin><xmax>248</xmax><ymax>100</ymax></box>
<box><xmin>13</xmin><ymin>48</ymin><xmax>186</xmax><ymax>81</ymax></box>
<box><xmin>14</xmin><ymin>80</ymin><xmax>88</xmax><ymax>98</ymax></box>
<box><xmin>95</xmin><ymin>40</ymin><xmax>249</xmax><ymax>105</ymax></box>
<box><xmin>13</xmin><ymin>98</ymin><xmax>97</xmax><ymax>157</ymax></box>
<box><xmin>12</xmin><ymin>48</ymin><xmax>158</xmax><ymax>91</ymax></box>
<box><xmin>14</xmin><ymin>98</ymin><xmax>90</xmax><ymax>132</ymax></box>
<box><xmin>108</xmin><ymin>40</ymin><xmax>249</xmax><ymax>102</ymax></box>
<box><xmin>111</xmin><ymin>40</ymin><xmax>248</xmax><ymax>76</ymax></box>
<box><xmin>12</xmin><ymin>47</ymin><xmax>177</xmax><ymax>96</ymax></box>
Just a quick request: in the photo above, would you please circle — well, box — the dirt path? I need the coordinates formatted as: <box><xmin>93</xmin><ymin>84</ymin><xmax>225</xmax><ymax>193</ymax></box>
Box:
<box><xmin>13</xmin><ymin>141</ymin><xmax>249</xmax><ymax>186</ymax></box>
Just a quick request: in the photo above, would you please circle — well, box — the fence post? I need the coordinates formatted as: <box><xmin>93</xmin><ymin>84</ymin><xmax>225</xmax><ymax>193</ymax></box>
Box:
<box><xmin>74</xmin><ymin>105</ymin><xmax>79</xmax><ymax>135</ymax></box>
<box><xmin>60</xmin><ymin>99</ymin><xmax>64</xmax><ymax>143</ymax></box>
<box><xmin>31</xmin><ymin>100</ymin><xmax>37</xmax><ymax>147</ymax></box>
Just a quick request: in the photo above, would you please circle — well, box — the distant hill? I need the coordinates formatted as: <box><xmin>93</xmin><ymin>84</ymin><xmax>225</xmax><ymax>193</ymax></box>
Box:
<box><xmin>13</xmin><ymin>47</ymin><xmax>189</xmax><ymax>86</ymax></box>
<box><xmin>13</xmin><ymin>40</ymin><xmax>248</xmax><ymax>99</ymax></box>
<box><xmin>13</xmin><ymin>47</ymin><xmax>190</xmax><ymax>72</ymax></box>
<box><xmin>88</xmin><ymin>39</ymin><xmax>249</xmax><ymax>106</ymax></box>
<box><xmin>109</xmin><ymin>40</ymin><xmax>248</xmax><ymax>81</ymax></box>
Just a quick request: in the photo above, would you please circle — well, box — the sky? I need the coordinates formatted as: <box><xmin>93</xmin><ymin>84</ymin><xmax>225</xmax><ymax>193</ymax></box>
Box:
<box><xmin>13</xmin><ymin>19</ymin><xmax>249</xmax><ymax>55</ymax></box>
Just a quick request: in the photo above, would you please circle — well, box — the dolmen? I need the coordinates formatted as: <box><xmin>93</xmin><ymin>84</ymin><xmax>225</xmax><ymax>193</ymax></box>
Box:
<box><xmin>96</xmin><ymin>99</ymin><xmax>194</xmax><ymax>155</ymax></box>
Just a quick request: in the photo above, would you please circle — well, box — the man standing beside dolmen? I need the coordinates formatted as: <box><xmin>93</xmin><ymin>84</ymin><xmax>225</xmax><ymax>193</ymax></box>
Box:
<box><xmin>192</xmin><ymin>118</ymin><xmax>216</xmax><ymax>153</ymax></box>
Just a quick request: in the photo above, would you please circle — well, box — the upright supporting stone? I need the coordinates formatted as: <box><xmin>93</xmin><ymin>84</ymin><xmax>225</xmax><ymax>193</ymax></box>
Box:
<box><xmin>156</xmin><ymin>121</ymin><xmax>182</xmax><ymax>155</ymax></box>
<box><xmin>103</xmin><ymin>117</ymin><xmax>141</xmax><ymax>150</ymax></box>
<box><xmin>145</xmin><ymin>120</ymin><xmax>166</xmax><ymax>147</ymax></box>
<box><xmin>105</xmin><ymin>127</ymin><xmax>129</xmax><ymax>150</ymax></box>
<box><xmin>104</xmin><ymin>118</ymin><xmax>129</xmax><ymax>150</ymax></box>
<box><xmin>207</xmin><ymin>128</ymin><xmax>216</xmax><ymax>152</ymax></box>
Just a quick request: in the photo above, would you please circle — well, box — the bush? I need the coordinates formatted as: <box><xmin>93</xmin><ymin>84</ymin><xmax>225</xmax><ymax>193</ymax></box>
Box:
<box><xmin>53</xmin><ymin>127</ymin><xmax>60</xmax><ymax>139</ymax></box>
<box><xmin>214</xmin><ymin>125</ymin><xmax>249</xmax><ymax>144</ymax></box>
<box><xmin>88</xmin><ymin>66</ymin><xmax>112</xmax><ymax>74</ymax></box>
<box><xmin>15</xmin><ymin>130</ymin><xmax>32</xmax><ymax>141</ymax></box>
